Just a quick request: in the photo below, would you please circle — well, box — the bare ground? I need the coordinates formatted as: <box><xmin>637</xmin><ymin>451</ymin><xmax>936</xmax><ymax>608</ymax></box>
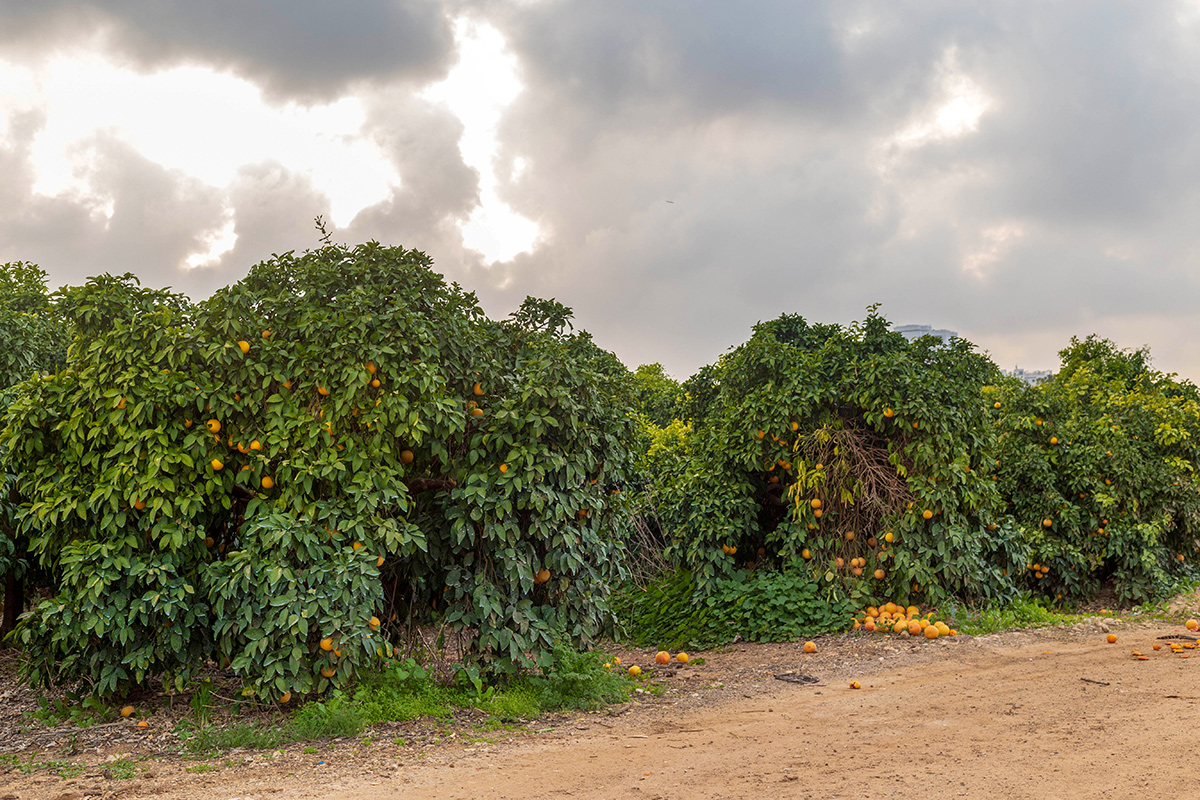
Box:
<box><xmin>3</xmin><ymin>615</ymin><xmax>1200</xmax><ymax>800</ymax></box>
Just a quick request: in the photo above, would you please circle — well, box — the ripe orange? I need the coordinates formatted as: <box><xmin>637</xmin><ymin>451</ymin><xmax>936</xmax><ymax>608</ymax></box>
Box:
<box><xmin>369</xmin><ymin>616</ymin><xmax>381</xmax><ymax>631</ymax></box>
<box><xmin>803</xmin><ymin>641</ymin><xmax>817</xmax><ymax>653</ymax></box>
<box><xmin>473</xmin><ymin>382</ymin><xmax>483</xmax><ymax>395</ymax></box>
<box><xmin>849</xmin><ymin>681</ymin><xmax>861</xmax><ymax>689</ymax></box>
<box><xmin>133</xmin><ymin>500</ymin><xmax>146</xmax><ymax>511</ymax></box>
<box><xmin>261</xmin><ymin>476</ymin><xmax>275</xmax><ymax>489</ymax></box>
<box><xmin>756</xmin><ymin>430</ymin><xmax>765</xmax><ymax>439</ymax></box>
<box><xmin>318</xmin><ymin>386</ymin><xmax>330</xmax><ymax>396</ymax></box>
<box><xmin>1106</xmin><ymin>633</ymin><xmax>1117</xmax><ymax>644</ymax></box>
<box><xmin>811</xmin><ymin>498</ymin><xmax>821</xmax><ymax>510</ymax></box>
<box><xmin>1043</xmin><ymin>519</ymin><xmax>1053</xmax><ymax>528</ymax></box>
<box><xmin>1050</xmin><ymin>437</ymin><xmax>1058</xmax><ymax>445</ymax></box>
<box><xmin>874</xmin><ymin>569</ymin><xmax>885</xmax><ymax>580</ymax></box>
<box><xmin>262</xmin><ymin>330</ymin><xmax>272</xmax><ymax>339</ymax></box>
<box><xmin>400</xmin><ymin>450</ymin><xmax>414</xmax><ymax>464</ymax></box>
<box><xmin>377</xmin><ymin>556</ymin><xmax>385</xmax><ymax>567</ymax></box>
<box><xmin>471</xmin><ymin>407</ymin><xmax>484</xmax><ymax>418</ymax></box>
<box><xmin>321</xmin><ymin>666</ymin><xmax>336</xmax><ymax>678</ymax></box>
<box><xmin>206</xmin><ymin>419</ymin><xmax>221</xmax><ymax>434</ymax></box>
<box><xmin>120</xmin><ymin>705</ymin><xmax>135</xmax><ymax>718</ymax></box>
<box><xmin>844</xmin><ymin>530</ymin><xmax>855</xmax><ymax>541</ymax></box>
<box><xmin>994</xmin><ymin>402</ymin><xmax>1001</xmax><ymax>409</ymax></box>
<box><xmin>250</xmin><ymin>440</ymin><xmax>263</xmax><ymax>451</ymax></box>
<box><xmin>924</xmin><ymin>626</ymin><xmax>940</xmax><ymax>640</ymax></box>
<box><xmin>1152</xmin><ymin>644</ymin><xmax>1161</xmax><ymax>650</ymax></box>
<box><xmin>627</xmin><ymin>665</ymin><xmax>641</xmax><ymax>676</ymax></box>
<box><xmin>1186</xmin><ymin>619</ymin><xmax>1199</xmax><ymax>631</ymax></box>
<box><xmin>676</xmin><ymin>652</ymin><xmax>689</xmax><ymax>663</ymax></box>
<box><xmin>210</xmin><ymin>458</ymin><xmax>224</xmax><ymax>471</ymax></box>
<box><xmin>371</xmin><ymin>378</ymin><xmax>381</xmax><ymax>388</ymax></box>
<box><xmin>280</xmin><ymin>692</ymin><xmax>292</xmax><ymax>704</ymax></box>
<box><xmin>137</xmin><ymin>720</ymin><xmax>149</xmax><ymax>728</ymax></box>
<box><xmin>237</xmin><ymin>340</ymin><xmax>250</xmax><ymax>354</ymax></box>
<box><xmin>883</xmin><ymin>408</ymin><xmax>895</xmax><ymax>418</ymax></box>
<box><xmin>884</xmin><ymin>531</ymin><xmax>894</xmax><ymax>543</ymax></box>
<box><xmin>320</xmin><ymin>638</ymin><xmax>334</xmax><ymax>651</ymax></box>
<box><xmin>922</xmin><ymin>510</ymin><xmax>933</xmax><ymax>520</ymax></box>
<box><xmin>814</xmin><ymin>509</ymin><xmax>823</xmax><ymax>518</ymax></box>
<box><xmin>535</xmin><ymin>568</ymin><xmax>551</xmax><ymax>584</ymax></box>
<box><xmin>656</xmin><ymin>651</ymin><xmax>671</xmax><ymax>665</ymax></box>
<box><xmin>500</xmin><ymin>463</ymin><xmax>508</xmax><ymax>474</ymax></box>
<box><xmin>801</xmin><ymin>549</ymin><xmax>812</xmax><ymax>560</ymax></box>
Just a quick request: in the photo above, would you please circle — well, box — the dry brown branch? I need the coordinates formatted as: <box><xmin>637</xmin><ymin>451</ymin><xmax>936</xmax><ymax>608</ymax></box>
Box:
<box><xmin>792</xmin><ymin>424</ymin><xmax>913</xmax><ymax>564</ymax></box>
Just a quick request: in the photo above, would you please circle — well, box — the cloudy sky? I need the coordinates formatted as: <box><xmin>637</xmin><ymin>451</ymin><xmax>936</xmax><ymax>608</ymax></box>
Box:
<box><xmin>2</xmin><ymin>1</ymin><xmax>1200</xmax><ymax>381</ymax></box>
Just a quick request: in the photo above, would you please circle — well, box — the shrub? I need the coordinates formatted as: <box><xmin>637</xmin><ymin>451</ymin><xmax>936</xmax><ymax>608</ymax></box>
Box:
<box><xmin>652</xmin><ymin>309</ymin><xmax>1018</xmax><ymax>609</ymax></box>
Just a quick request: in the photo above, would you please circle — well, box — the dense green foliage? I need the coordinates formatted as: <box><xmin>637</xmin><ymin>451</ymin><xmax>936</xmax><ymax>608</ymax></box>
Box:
<box><xmin>2</xmin><ymin>242</ymin><xmax>1198</xmax><ymax>710</ymax></box>
<box><xmin>2</xmin><ymin>242</ymin><xmax>638</xmax><ymax>698</ymax></box>
<box><xmin>645</xmin><ymin>310</ymin><xmax>1016</xmax><ymax>610</ymax></box>
<box><xmin>991</xmin><ymin>336</ymin><xmax>1200</xmax><ymax>605</ymax></box>
<box><xmin>0</xmin><ymin>262</ymin><xmax>69</xmax><ymax>639</ymax></box>
<box><xmin>615</xmin><ymin>568</ymin><xmax>855</xmax><ymax>650</ymax></box>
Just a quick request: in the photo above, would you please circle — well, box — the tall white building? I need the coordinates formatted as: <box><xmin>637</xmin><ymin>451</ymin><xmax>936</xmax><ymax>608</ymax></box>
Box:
<box><xmin>892</xmin><ymin>324</ymin><xmax>958</xmax><ymax>344</ymax></box>
<box><xmin>1003</xmin><ymin>367</ymin><xmax>1053</xmax><ymax>385</ymax></box>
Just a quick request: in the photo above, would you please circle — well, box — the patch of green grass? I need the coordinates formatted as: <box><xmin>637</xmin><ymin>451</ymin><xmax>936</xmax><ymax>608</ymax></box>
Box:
<box><xmin>0</xmin><ymin>754</ymin><xmax>86</xmax><ymax>778</ymax></box>
<box><xmin>185</xmin><ymin>763</ymin><xmax>219</xmax><ymax>774</ymax></box>
<box><xmin>292</xmin><ymin>695</ymin><xmax>368</xmax><ymax>740</ymax></box>
<box><xmin>302</xmin><ymin>746</ymin><xmax>318</xmax><ymax>754</ymax></box>
<box><xmin>182</xmin><ymin>721</ymin><xmax>288</xmax><ymax>756</ymax></box>
<box><xmin>949</xmin><ymin>596</ymin><xmax>1083</xmax><ymax>636</ymax></box>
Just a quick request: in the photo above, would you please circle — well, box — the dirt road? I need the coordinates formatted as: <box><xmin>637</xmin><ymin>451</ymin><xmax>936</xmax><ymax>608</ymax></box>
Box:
<box><xmin>5</xmin><ymin>623</ymin><xmax>1200</xmax><ymax>799</ymax></box>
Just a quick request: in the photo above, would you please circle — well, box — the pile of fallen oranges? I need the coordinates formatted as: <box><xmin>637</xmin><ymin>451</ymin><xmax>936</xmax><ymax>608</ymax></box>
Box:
<box><xmin>852</xmin><ymin>602</ymin><xmax>958</xmax><ymax>639</ymax></box>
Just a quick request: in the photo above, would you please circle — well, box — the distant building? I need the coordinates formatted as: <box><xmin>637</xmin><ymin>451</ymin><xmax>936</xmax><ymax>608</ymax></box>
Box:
<box><xmin>892</xmin><ymin>324</ymin><xmax>958</xmax><ymax>344</ymax></box>
<box><xmin>1003</xmin><ymin>367</ymin><xmax>1053</xmax><ymax>385</ymax></box>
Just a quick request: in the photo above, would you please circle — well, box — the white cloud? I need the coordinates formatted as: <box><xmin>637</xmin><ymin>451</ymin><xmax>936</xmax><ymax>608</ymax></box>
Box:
<box><xmin>0</xmin><ymin>46</ymin><xmax>399</xmax><ymax>263</ymax></box>
<box><xmin>423</xmin><ymin>18</ymin><xmax>540</xmax><ymax>264</ymax></box>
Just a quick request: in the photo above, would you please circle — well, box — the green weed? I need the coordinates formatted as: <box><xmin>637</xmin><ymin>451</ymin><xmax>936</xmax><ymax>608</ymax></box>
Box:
<box><xmin>949</xmin><ymin>596</ymin><xmax>1083</xmax><ymax>635</ymax></box>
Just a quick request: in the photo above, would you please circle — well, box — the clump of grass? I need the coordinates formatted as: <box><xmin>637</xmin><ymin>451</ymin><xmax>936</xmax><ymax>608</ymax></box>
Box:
<box><xmin>950</xmin><ymin>596</ymin><xmax>1083</xmax><ymax>636</ymax></box>
<box><xmin>183</xmin><ymin>721</ymin><xmax>287</xmax><ymax>755</ymax></box>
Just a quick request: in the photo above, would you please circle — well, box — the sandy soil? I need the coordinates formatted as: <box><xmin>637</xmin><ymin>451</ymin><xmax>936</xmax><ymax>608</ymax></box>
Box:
<box><xmin>3</xmin><ymin>619</ymin><xmax>1200</xmax><ymax>800</ymax></box>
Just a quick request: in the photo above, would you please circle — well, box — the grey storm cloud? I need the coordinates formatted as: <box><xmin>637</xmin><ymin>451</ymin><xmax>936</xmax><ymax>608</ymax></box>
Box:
<box><xmin>467</xmin><ymin>0</ymin><xmax>1200</xmax><ymax>378</ymax></box>
<box><xmin>3</xmin><ymin>0</ymin><xmax>1200</xmax><ymax>380</ymax></box>
<box><xmin>0</xmin><ymin>0</ymin><xmax>454</xmax><ymax>99</ymax></box>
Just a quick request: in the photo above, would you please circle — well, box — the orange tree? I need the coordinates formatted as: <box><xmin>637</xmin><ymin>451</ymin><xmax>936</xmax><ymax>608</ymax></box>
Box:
<box><xmin>990</xmin><ymin>336</ymin><xmax>1200</xmax><ymax>605</ymax></box>
<box><xmin>3</xmin><ymin>241</ymin><xmax>637</xmax><ymax>698</ymax></box>
<box><xmin>0</xmin><ymin>262</ymin><xmax>69</xmax><ymax>640</ymax></box>
<box><xmin>653</xmin><ymin>309</ymin><xmax>1021</xmax><ymax>611</ymax></box>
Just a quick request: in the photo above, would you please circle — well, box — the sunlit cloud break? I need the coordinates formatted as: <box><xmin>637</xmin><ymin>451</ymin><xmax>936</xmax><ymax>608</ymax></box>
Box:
<box><xmin>424</xmin><ymin>18</ymin><xmax>540</xmax><ymax>265</ymax></box>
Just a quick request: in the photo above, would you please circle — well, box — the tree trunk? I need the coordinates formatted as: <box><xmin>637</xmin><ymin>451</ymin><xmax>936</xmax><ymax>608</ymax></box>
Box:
<box><xmin>1</xmin><ymin>569</ymin><xmax>23</xmax><ymax>642</ymax></box>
